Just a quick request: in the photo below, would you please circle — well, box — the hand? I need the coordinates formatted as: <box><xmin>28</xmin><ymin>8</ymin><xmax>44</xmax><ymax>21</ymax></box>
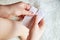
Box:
<box><xmin>0</xmin><ymin>2</ymin><xmax>33</xmax><ymax>20</ymax></box>
<box><xmin>0</xmin><ymin>2</ymin><xmax>34</xmax><ymax>40</ymax></box>
<box><xmin>10</xmin><ymin>15</ymin><xmax>45</xmax><ymax>40</ymax></box>
<box><xmin>0</xmin><ymin>2</ymin><xmax>45</xmax><ymax>40</ymax></box>
<box><xmin>11</xmin><ymin>15</ymin><xmax>45</xmax><ymax>40</ymax></box>
<box><xmin>27</xmin><ymin>15</ymin><xmax>45</xmax><ymax>40</ymax></box>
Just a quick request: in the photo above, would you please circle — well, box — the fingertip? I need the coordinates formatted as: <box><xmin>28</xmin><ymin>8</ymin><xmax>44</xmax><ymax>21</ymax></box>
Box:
<box><xmin>38</xmin><ymin>19</ymin><xmax>44</xmax><ymax>28</ymax></box>
<box><xmin>24</xmin><ymin>11</ymin><xmax>35</xmax><ymax>16</ymax></box>
<box><xmin>18</xmin><ymin>2</ymin><xmax>31</xmax><ymax>11</ymax></box>
<box><xmin>25</xmin><ymin>4</ymin><xmax>31</xmax><ymax>11</ymax></box>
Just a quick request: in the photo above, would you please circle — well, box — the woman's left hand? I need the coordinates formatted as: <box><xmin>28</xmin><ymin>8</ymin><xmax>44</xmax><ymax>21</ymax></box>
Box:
<box><xmin>27</xmin><ymin>15</ymin><xmax>45</xmax><ymax>40</ymax></box>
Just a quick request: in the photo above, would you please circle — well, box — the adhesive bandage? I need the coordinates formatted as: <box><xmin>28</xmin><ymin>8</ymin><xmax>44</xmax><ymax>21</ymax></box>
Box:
<box><xmin>22</xmin><ymin>6</ymin><xmax>44</xmax><ymax>26</ymax></box>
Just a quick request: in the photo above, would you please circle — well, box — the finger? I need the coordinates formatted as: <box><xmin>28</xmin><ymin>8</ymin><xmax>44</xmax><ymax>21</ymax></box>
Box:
<box><xmin>38</xmin><ymin>19</ymin><xmax>45</xmax><ymax>30</ymax></box>
<box><xmin>33</xmin><ymin>16</ymin><xmax>45</xmax><ymax>30</ymax></box>
<box><xmin>18</xmin><ymin>15</ymin><xmax>25</xmax><ymax>21</ymax></box>
<box><xmin>14</xmin><ymin>9</ymin><xmax>34</xmax><ymax>16</ymax></box>
<box><xmin>27</xmin><ymin>15</ymin><xmax>40</xmax><ymax>40</ymax></box>
<box><xmin>38</xmin><ymin>19</ymin><xmax>44</xmax><ymax>27</ymax></box>
<box><xmin>25</xmin><ymin>4</ymin><xmax>31</xmax><ymax>11</ymax></box>
<box><xmin>26</xmin><ymin>15</ymin><xmax>38</xmax><ymax>29</ymax></box>
<box><xmin>17</xmin><ymin>1</ymin><xmax>31</xmax><ymax>10</ymax></box>
<box><xmin>21</xmin><ymin>10</ymin><xmax>34</xmax><ymax>16</ymax></box>
<box><xmin>30</xmin><ymin>15</ymin><xmax>38</xmax><ymax>27</ymax></box>
<box><xmin>21</xmin><ymin>2</ymin><xmax>31</xmax><ymax>11</ymax></box>
<box><xmin>34</xmin><ymin>15</ymin><xmax>38</xmax><ymax>25</ymax></box>
<box><xmin>32</xmin><ymin>15</ymin><xmax>38</xmax><ymax>27</ymax></box>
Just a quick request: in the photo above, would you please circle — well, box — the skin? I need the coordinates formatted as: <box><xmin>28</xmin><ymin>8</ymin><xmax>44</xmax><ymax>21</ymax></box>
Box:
<box><xmin>0</xmin><ymin>2</ymin><xmax>32</xmax><ymax>19</ymax></box>
<box><xmin>27</xmin><ymin>15</ymin><xmax>44</xmax><ymax>40</ymax></box>
<box><xmin>0</xmin><ymin>2</ymin><xmax>45</xmax><ymax>40</ymax></box>
<box><xmin>0</xmin><ymin>2</ymin><xmax>31</xmax><ymax>40</ymax></box>
<box><xmin>0</xmin><ymin>18</ymin><xmax>13</xmax><ymax>40</ymax></box>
